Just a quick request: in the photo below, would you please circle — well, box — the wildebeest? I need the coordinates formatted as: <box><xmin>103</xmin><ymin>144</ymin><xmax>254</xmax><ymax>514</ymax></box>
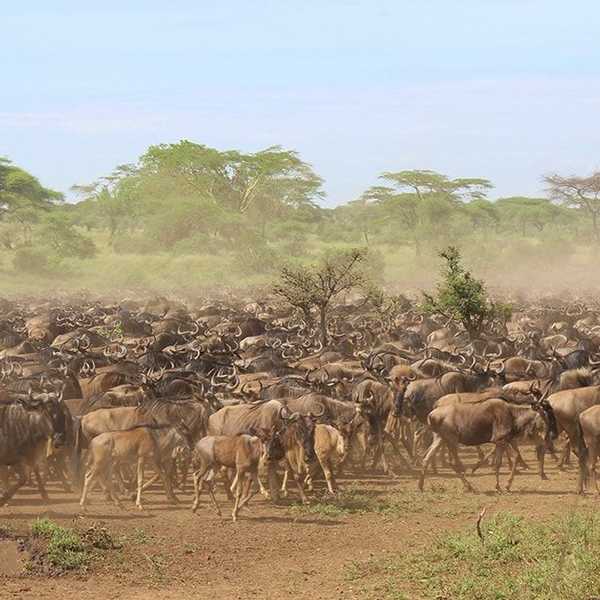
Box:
<box><xmin>418</xmin><ymin>396</ymin><xmax>557</xmax><ymax>492</ymax></box>
<box><xmin>79</xmin><ymin>424</ymin><xmax>184</xmax><ymax>510</ymax></box>
<box><xmin>0</xmin><ymin>392</ymin><xmax>72</xmax><ymax>505</ymax></box>
<box><xmin>190</xmin><ymin>434</ymin><xmax>264</xmax><ymax>521</ymax></box>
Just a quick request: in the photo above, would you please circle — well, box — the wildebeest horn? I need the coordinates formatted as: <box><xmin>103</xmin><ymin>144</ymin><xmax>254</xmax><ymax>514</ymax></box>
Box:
<box><xmin>309</xmin><ymin>404</ymin><xmax>325</xmax><ymax>419</ymax></box>
<box><xmin>226</xmin><ymin>371</ymin><xmax>240</xmax><ymax>390</ymax></box>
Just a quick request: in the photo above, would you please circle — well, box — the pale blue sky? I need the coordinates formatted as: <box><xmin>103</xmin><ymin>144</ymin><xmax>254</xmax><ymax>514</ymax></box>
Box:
<box><xmin>2</xmin><ymin>1</ymin><xmax>599</xmax><ymax>205</ymax></box>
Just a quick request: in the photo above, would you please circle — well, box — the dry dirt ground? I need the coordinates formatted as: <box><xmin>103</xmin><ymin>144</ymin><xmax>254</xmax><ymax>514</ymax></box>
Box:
<box><xmin>0</xmin><ymin>448</ymin><xmax>594</xmax><ymax>600</ymax></box>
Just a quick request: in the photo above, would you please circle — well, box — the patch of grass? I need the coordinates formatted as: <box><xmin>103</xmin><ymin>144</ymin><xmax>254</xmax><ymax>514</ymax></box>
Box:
<box><xmin>346</xmin><ymin>511</ymin><xmax>600</xmax><ymax>600</ymax></box>
<box><xmin>31</xmin><ymin>518</ymin><xmax>90</xmax><ymax>572</ymax></box>
<box><xmin>292</xmin><ymin>487</ymin><xmax>463</xmax><ymax>519</ymax></box>
<box><xmin>128</xmin><ymin>527</ymin><xmax>150</xmax><ymax>545</ymax></box>
<box><xmin>291</xmin><ymin>487</ymin><xmax>379</xmax><ymax>517</ymax></box>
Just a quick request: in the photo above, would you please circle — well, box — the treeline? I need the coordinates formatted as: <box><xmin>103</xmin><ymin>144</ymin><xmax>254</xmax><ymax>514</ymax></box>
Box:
<box><xmin>1</xmin><ymin>142</ymin><xmax>599</xmax><ymax>280</ymax></box>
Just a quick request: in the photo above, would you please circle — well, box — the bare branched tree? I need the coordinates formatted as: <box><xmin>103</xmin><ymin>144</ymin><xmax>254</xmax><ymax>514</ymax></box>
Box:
<box><xmin>273</xmin><ymin>248</ymin><xmax>368</xmax><ymax>346</ymax></box>
<box><xmin>545</xmin><ymin>172</ymin><xmax>600</xmax><ymax>242</ymax></box>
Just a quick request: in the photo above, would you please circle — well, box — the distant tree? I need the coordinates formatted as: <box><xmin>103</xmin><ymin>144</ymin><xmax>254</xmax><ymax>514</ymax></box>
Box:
<box><xmin>137</xmin><ymin>140</ymin><xmax>324</xmax><ymax>215</ymax></box>
<box><xmin>71</xmin><ymin>164</ymin><xmax>140</xmax><ymax>244</ymax></box>
<box><xmin>422</xmin><ymin>246</ymin><xmax>511</xmax><ymax>338</ymax></box>
<box><xmin>361</xmin><ymin>170</ymin><xmax>492</xmax><ymax>257</ymax></box>
<box><xmin>273</xmin><ymin>248</ymin><xmax>368</xmax><ymax>345</ymax></box>
<box><xmin>495</xmin><ymin>197</ymin><xmax>567</xmax><ymax>236</ymax></box>
<box><xmin>42</xmin><ymin>213</ymin><xmax>97</xmax><ymax>259</ymax></box>
<box><xmin>545</xmin><ymin>172</ymin><xmax>600</xmax><ymax>242</ymax></box>
<box><xmin>0</xmin><ymin>157</ymin><xmax>63</xmax><ymax>244</ymax></box>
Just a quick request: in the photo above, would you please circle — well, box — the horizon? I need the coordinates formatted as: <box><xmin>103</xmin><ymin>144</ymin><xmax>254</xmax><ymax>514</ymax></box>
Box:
<box><xmin>2</xmin><ymin>1</ymin><xmax>600</xmax><ymax>205</ymax></box>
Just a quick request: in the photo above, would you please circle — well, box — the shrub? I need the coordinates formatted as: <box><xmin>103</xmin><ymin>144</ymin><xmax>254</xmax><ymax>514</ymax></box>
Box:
<box><xmin>13</xmin><ymin>246</ymin><xmax>51</xmax><ymax>274</ymax></box>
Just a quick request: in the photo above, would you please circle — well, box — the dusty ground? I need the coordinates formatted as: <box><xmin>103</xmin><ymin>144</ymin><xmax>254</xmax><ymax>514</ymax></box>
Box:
<box><xmin>0</xmin><ymin>448</ymin><xmax>593</xmax><ymax>600</ymax></box>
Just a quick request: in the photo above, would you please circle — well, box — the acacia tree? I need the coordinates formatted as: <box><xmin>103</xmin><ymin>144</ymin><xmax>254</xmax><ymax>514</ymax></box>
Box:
<box><xmin>422</xmin><ymin>246</ymin><xmax>511</xmax><ymax>338</ymax></box>
<box><xmin>545</xmin><ymin>172</ymin><xmax>600</xmax><ymax>242</ymax></box>
<box><xmin>273</xmin><ymin>248</ymin><xmax>368</xmax><ymax>346</ymax></box>
<box><xmin>71</xmin><ymin>164</ymin><xmax>142</xmax><ymax>244</ymax></box>
<box><xmin>361</xmin><ymin>170</ymin><xmax>492</xmax><ymax>258</ymax></box>
<box><xmin>0</xmin><ymin>157</ymin><xmax>63</xmax><ymax>245</ymax></box>
<box><xmin>137</xmin><ymin>141</ymin><xmax>323</xmax><ymax>215</ymax></box>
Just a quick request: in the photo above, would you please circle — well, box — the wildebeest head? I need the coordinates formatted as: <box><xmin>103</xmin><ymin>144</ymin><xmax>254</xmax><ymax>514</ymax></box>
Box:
<box><xmin>25</xmin><ymin>387</ymin><xmax>72</xmax><ymax>449</ymax></box>
<box><xmin>265</xmin><ymin>410</ymin><xmax>318</xmax><ymax>463</ymax></box>
<box><xmin>528</xmin><ymin>381</ymin><xmax>558</xmax><ymax>447</ymax></box>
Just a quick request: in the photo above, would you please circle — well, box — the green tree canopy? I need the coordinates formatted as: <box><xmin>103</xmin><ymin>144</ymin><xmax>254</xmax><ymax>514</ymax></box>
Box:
<box><xmin>422</xmin><ymin>246</ymin><xmax>511</xmax><ymax>337</ymax></box>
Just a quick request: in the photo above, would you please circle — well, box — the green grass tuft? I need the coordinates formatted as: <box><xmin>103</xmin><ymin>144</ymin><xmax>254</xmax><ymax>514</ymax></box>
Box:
<box><xmin>346</xmin><ymin>511</ymin><xmax>600</xmax><ymax>600</ymax></box>
<box><xmin>31</xmin><ymin>518</ymin><xmax>90</xmax><ymax>571</ymax></box>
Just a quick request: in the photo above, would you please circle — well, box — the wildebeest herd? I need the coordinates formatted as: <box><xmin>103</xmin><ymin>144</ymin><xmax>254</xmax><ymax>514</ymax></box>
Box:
<box><xmin>2</xmin><ymin>294</ymin><xmax>600</xmax><ymax>521</ymax></box>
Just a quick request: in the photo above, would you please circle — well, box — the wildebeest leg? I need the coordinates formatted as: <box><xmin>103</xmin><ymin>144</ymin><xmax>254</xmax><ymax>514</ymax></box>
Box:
<box><xmin>135</xmin><ymin>458</ymin><xmax>145</xmax><ymax>510</ymax></box>
<box><xmin>370</xmin><ymin>432</ymin><xmax>385</xmax><ymax>472</ymax></box>
<box><xmin>237</xmin><ymin>471</ymin><xmax>259</xmax><ymax>512</ymax></box>
<box><xmin>222</xmin><ymin>467</ymin><xmax>235</xmax><ymax>500</ymax></box>
<box><xmin>0</xmin><ymin>464</ymin><xmax>28</xmax><ymax>506</ymax></box>
<box><xmin>267</xmin><ymin>460</ymin><xmax>280</xmax><ymax>502</ymax></box>
<box><xmin>207</xmin><ymin>480</ymin><xmax>222</xmax><ymax>517</ymax></box>
<box><xmin>513</xmin><ymin>445</ymin><xmax>528</xmax><ymax>470</ymax></box>
<box><xmin>558</xmin><ymin>440</ymin><xmax>571</xmax><ymax>468</ymax></box>
<box><xmin>280</xmin><ymin>467</ymin><xmax>289</xmax><ymax>497</ymax></box>
<box><xmin>191</xmin><ymin>471</ymin><xmax>203</xmax><ymax>513</ymax></box>
<box><xmin>401</xmin><ymin>419</ymin><xmax>414</xmax><ymax>459</ymax></box>
<box><xmin>178</xmin><ymin>453</ymin><xmax>190</xmax><ymax>491</ymax></box>
<box><xmin>138</xmin><ymin>473</ymin><xmax>159</xmax><ymax>493</ymax></box>
<box><xmin>493</xmin><ymin>443</ymin><xmax>506</xmax><ymax>492</ymax></box>
<box><xmin>0</xmin><ymin>467</ymin><xmax>9</xmax><ymax>493</ymax></box>
<box><xmin>54</xmin><ymin>455</ymin><xmax>73</xmax><ymax>493</ymax></box>
<box><xmin>589</xmin><ymin>443</ymin><xmax>599</xmax><ymax>494</ymax></box>
<box><xmin>448</xmin><ymin>443</ymin><xmax>475</xmax><ymax>493</ymax></box>
<box><xmin>472</xmin><ymin>445</ymin><xmax>495</xmax><ymax>474</ymax></box>
<box><xmin>232</xmin><ymin>470</ymin><xmax>245</xmax><ymax>522</ymax></box>
<box><xmin>32</xmin><ymin>467</ymin><xmax>49</xmax><ymax>501</ymax></box>
<box><xmin>384</xmin><ymin>432</ymin><xmax>411</xmax><ymax>470</ymax></box>
<box><xmin>535</xmin><ymin>445</ymin><xmax>548</xmax><ymax>480</ymax></box>
<box><xmin>155</xmin><ymin>460</ymin><xmax>178</xmax><ymax>504</ymax></box>
<box><xmin>288</xmin><ymin>458</ymin><xmax>309</xmax><ymax>504</ymax></box>
<box><xmin>505</xmin><ymin>441</ymin><xmax>521</xmax><ymax>491</ymax></box>
<box><xmin>418</xmin><ymin>434</ymin><xmax>444</xmax><ymax>492</ymax></box>
<box><xmin>104</xmin><ymin>461</ymin><xmax>124</xmax><ymax>509</ymax></box>
<box><xmin>318</xmin><ymin>454</ymin><xmax>336</xmax><ymax>495</ymax></box>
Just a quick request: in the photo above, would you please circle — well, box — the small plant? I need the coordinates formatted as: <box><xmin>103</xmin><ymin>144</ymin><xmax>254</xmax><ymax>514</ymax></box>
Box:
<box><xmin>129</xmin><ymin>527</ymin><xmax>150</xmax><ymax>545</ymax></box>
<box><xmin>273</xmin><ymin>248</ymin><xmax>369</xmax><ymax>345</ymax></box>
<box><xmin>31</xmin><ymin>518</ymin><xmax>90</xmax><ymax>572</ymax></box>
<box><xmin>422</xmin><ymin>246</ymin><xmax>511</xmax><ymax>337</ymax></box>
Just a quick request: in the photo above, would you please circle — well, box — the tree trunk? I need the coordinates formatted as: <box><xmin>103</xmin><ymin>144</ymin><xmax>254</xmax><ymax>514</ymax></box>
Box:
<box><xmin>592</xmin><ymin>211</ymin><xmax>599</xmax><ymax>243</ymax></box>
<box><xmin>319</xmin><ymin>305</ymin><xmax>328</xmax><ymax>347</ymax></box>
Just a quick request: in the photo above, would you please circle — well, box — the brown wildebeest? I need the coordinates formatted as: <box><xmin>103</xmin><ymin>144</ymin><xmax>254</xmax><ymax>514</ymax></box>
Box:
<box><xmin>418</xmin><ymin>396</ymin><xmax>557</xmax><ymax>492</ymax></box>
<box><xmin>79</xmin><ymin>424</ymin><xmax>180</xmax><ymax>510</ymax></box>
<box><xmin>190</xmin><ymin>434</ymin><xmax>263</xmax><ymax>521</ymax></box>
<box><xmin>208</xmin><ymin>399</ymin><xmax>287</xmax><ymax>500</ymax></box>
<box><xmin>577</xmin><ymin>405</ymin><xmax>600</xmax><ymax>493</ymax></box>
<box><xmin>307</xmin><ymin>423</ymin><xmax>348</xmax><ymax>495</ymax></box>
<box><xmin>545</xmin><ymin>385</ymin><xmax>600</xmax><ymax>492</ymax></box>
<box><xmin>0</xmin><ymin>393</ymin><xmax>72</xmax><ymax>506</ymax></box>
<box><xmin>267</xmin><ymin>413</ymin><xmax>318</xmax><ymax>504</ymax></box>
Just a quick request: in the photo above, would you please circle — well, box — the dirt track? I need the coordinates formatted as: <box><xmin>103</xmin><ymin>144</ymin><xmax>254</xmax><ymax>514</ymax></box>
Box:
<box><xmin>0</xmin><ymin>449</ymin><xmax>593</xmax><ymax>600</ymax></box>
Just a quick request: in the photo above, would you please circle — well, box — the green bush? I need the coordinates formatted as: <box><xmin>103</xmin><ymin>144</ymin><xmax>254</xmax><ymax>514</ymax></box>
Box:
<box><xmin>31</xmin><ymin>518</ymin><xmax>90</xmax><ymax>571</ymax></box>
<box><xmin>13</xmin><ymin>246</ymin><xmax>51</xmax><ymax>273</ymax></box>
